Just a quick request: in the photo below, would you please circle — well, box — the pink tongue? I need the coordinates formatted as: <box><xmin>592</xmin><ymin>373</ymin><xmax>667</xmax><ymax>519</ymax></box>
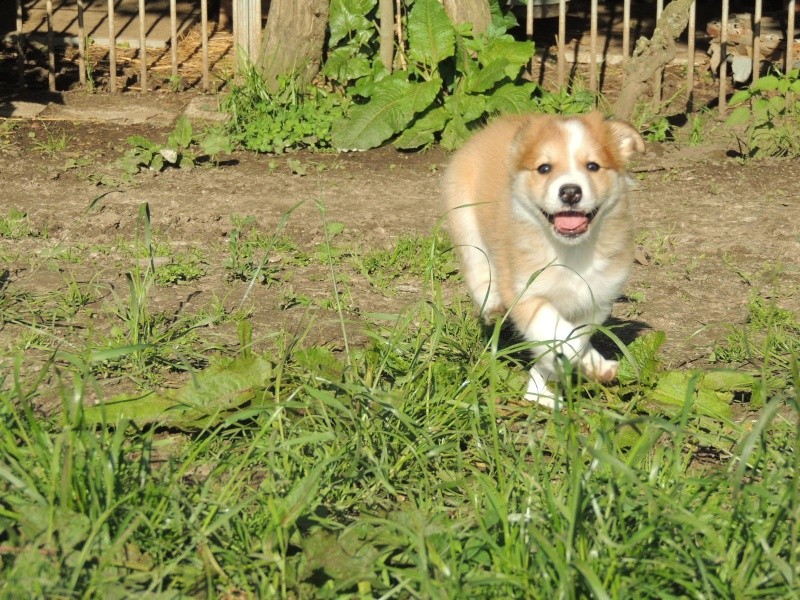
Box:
<box><xmin>554</xmin><ymin>212</ymin><xmax>589</xmax><ymax>234</ymax></box>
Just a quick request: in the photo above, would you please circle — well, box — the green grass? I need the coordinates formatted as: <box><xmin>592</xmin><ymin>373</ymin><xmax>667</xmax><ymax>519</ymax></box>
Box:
<box><xmin>1</xmin><ymin>204</ymin><xmax>799</xmax><ymax>598</ymax></box>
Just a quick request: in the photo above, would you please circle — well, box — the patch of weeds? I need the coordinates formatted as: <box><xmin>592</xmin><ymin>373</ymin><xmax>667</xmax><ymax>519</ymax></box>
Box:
<box><xmin>225</xmin><ymin>214</ymin><xmax>310</xmax><ymax>284</ymax></box>
<box><xmin>710</xmin><ymin>289</ymin><xmax>800</xmax><ymax>388</ymax></box>
<box><xmin>222</xmin><ymin>67</ymin><xmax>350</xmax><ymax>154</ymax></box>
<box><xmin>279</xmin><ymin>285</ymin><xmax>314</xmax><ymax>310</ymax></box>
<box><xmin>642</xmin><ymin>115</ymin><xmax>673</xmax><ymax>143</ymax></box>
<box><xmin>0</xmin><ymin>209</ymin><xmax>42</xmax><ymax>239</ymax></box>
<box><xmin>116</xmin><ymin>116</ymin><xmax>233</xmax><ymax>178</ymax></box>
<box><xmin>311</xmin><ymin>221</ymin><xmax>349</xmax><ymax>265</ymax></box>
<box><xmin>28</xmin><ymin>124</ymin><xmax>71</xmax><ymax>155</ymax></box>
<box><xmin>153</xmin><ymin>250</ymin><xmax>206</xmax><ymax>286</ymax></box>
<box><xmin>91</xmin><ymin>204</ymin><xmax>219</xmax><ymax>385</ymax></box>
<box><xmin>353</xmin><ymin>232</ymin><xmax>457</xmax><ymax>290</ymax></box>
<box><xmin>727</xmin><ymin>68</ymin><xmax>800</xmax><ymax>157</ymax></box>
<box><xmin>0</xmin><ymin>120</ymin><xmax>17</xmax><ymax>151</ymax></box>
<box><xmin>635</xmin><ymin>228</ymin><xmax>675</xmax><ymax>266</ymax></box>
<box><xmin>686</xmin><ymin>109</ymin><xmax>715</xmax><ymax>147</ymax></box>
<box><xmin>621</xmin><ymin>289</ymin><xmax>647</xmax><ymax>317</ymax></box>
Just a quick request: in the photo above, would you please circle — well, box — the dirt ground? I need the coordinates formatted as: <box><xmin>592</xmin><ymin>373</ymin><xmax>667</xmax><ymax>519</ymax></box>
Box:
<box><xmin>1</xmin><ymin>91</ymin><xmax>799</xmax><ymax>396</ymax></box>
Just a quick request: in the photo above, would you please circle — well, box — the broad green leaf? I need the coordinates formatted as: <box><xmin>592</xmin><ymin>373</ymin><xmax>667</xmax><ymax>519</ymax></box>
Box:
<box><xmin>752</xmin><ymin>74</ymin><xmax>779</xmax><ymax>92</ymax></box>
<box><xmin>168</xmin><ymin>115</ymin><xmax>193</xmax><ymax>149</ymax></box>
<box><xmin>393</xmin><ymin>106</ymin><xmax>449</xmax><ymax>149</ymax></box>
<box><xmin>617</xmin><ymin>330</ymin><xmax>666</xmax><ymax>386</ymax></box>
<box><xmin>300</xmin><ymin>528</ymin><xmax>380</xmax><ymax>585</ymax></box>
<box><xmin>126</xmin><ymin>134</ymin><xmax>159</xmax><ymax>152</ymax></box>
<box><xmin>768</xmin><ymin>94</ymin><xmax>786</xmax><ymax>113</ymax></box>
<box><xmin>485</xmin><ymin>81</ymin><xmax>537</xmax><ymax>113</ymax></box>
<box><xmin>701</xmin><ymin>369</ymin><xmax>758</xmax><ymax>392</ymax></box>
<box><xmin>644</xmin><ymin>371</ymin><xmax>733</xmax><ymax>419</ymax></box>
<box><xmin>199</xmin><ymin>131</ymin><xmax>233</xmax><ymax>157</ymax></box>
<box><xmin>445</xmin><ymin>91</ymin><xmax>486</xmax><ymax>123</ymax></box>
<box><xmin>481</xmin><ymin>38</ymin><xmax>534</xmax><ymax>77</ymax></box>
<box><xmin>322</xmin><ymin>45</ymin><xmax>373</xmax><ymax>83</ymax></box>
<box><xmin>790</xmin><ymin>79</ymin><xmax>800</xmax><ymax>94</ymax></box>
<box><xmin>84</xmin><ymin>355</ymin><xmax>274</xmax><ymax>429</ymax></box>
<box><xmin>407</xmin><ymin>0</ymin><xmax>455</xmax><ymax>67</ymax></box>
<box><xmin>463</xmin><ymin>59</ymin><xmax>510</xmax><ymax>93</ymax></box>
<box><xmin>440</xmin><ymin>114</ymin><xmax>470</xmax><ymax>150</ymax></box>
<box><xmin>328</xmin><ymin>0</ymin><xmax>375</xmax><ymax>46</ymax></box>
<box><xmin>728</xmin><ymin>89</ymin><xmax>751</xmax><ymax>106</ymax></box>
<box><xmin>331</xmin><ymin>73</ymin><xmax>441</xmax><ymax>150</ymax></box>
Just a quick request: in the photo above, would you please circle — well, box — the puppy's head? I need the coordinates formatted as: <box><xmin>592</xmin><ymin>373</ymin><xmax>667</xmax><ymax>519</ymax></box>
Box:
<box><xmin>510</xmin><ymin>111</ymin><xmax>645</xmax><ymax>243</ymax></box>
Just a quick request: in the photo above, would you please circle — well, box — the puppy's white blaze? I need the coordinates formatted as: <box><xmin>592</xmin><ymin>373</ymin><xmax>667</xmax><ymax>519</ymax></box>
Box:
<box><xmin>544</xmin><ymin>120</ymin><xmax>594</xmax><ymax>210</ymax></box>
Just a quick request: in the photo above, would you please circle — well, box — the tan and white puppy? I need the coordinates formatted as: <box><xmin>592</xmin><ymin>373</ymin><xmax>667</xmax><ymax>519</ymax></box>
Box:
<box><xmin>442</xmin><ymin>111</ymin><xmax>645</xmax><ymax>407</ymax></box>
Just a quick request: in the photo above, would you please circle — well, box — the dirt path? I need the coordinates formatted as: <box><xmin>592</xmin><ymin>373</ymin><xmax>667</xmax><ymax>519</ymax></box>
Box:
<box><xmin>2</xmin><ymin>93</ymin><xmax>799</xmax><ymax>392</ymax></box>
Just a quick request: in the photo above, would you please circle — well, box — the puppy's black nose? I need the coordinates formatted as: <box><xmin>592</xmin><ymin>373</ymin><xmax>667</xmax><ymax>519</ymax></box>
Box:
<box><xmin>559</xmin><ymin>184</ymin><xmax>582</xmax><ymax>206</ymax></box>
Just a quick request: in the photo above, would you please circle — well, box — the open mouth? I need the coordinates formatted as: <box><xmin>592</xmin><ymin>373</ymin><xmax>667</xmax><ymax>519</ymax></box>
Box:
<box><xmin>543</xmin><ymin>208</ymin><xmax>599</xmax><ymax>237</ymax></box>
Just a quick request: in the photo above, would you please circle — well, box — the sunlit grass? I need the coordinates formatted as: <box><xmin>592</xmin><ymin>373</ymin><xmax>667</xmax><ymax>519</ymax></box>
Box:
<box><xmin>0</xmin><ymin>201</ymin><xmax>798</xmax><ymax>597</ymax></box>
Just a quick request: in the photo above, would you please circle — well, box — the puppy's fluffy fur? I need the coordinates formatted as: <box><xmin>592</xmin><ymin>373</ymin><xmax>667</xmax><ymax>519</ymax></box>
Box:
<box><xmin>442</xmin><ymin>111</ymin><xmax>645</xmax><ymax>407</ymax></box>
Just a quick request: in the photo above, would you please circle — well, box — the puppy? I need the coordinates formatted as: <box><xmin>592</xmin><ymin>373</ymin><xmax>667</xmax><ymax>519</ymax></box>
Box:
<box><xmin>442</xmin><ymin>111</ymin><xmax>645</xmax><ymax>408</ymax></box>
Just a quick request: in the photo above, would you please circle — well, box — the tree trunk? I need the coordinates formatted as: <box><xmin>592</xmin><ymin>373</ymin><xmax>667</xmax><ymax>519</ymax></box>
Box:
<box><xmin>258</xmin><ymin>0</ymin><xmax>329</xmax><ymax>92</ymax></box>
<box><xmin>442</xmin><ymin>0</ymin><xmax>491</xmax><ymax>36</ymax></box>
<box><xmin>613</xmin><ymin>0</ymin><xmax>694</xmax><ymax>121</ymax></box>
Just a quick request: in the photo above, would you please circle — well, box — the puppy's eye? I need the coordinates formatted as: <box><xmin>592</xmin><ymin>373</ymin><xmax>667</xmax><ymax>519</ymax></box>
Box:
<box><xmin>536</xmin><ymin>164</ymin><xmax>552</xmax><ymax>175</ymax></box>
<box><xmin>586</xmin><ymin>161</ymin><xmax>601</xmax><ymax>172</ymax></box>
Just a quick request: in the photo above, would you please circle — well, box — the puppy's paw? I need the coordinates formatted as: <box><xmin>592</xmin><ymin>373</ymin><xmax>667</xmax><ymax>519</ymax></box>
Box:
<box><xmin>581</xmin><ymin>350</ymin><xmax>618</xmax><ymax>383</ymax></box>
<box><xmin>523</xmin><ymin>369</ymin><xmax>562</xmax><ymax>409</ymax></box>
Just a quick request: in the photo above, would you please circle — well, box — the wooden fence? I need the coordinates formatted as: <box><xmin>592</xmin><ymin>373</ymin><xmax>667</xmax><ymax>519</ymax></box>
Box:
<box><xmin>8</xmin><ymin>0</ymin><xmax>800</xmax><ymax>112</ymax></box>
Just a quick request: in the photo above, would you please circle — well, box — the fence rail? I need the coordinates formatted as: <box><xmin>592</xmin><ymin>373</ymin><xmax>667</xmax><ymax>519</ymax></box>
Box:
<box><xmin>7</xmin><ymin>0</ymin><xmax>800</xmax><ymax>112</ymax></box>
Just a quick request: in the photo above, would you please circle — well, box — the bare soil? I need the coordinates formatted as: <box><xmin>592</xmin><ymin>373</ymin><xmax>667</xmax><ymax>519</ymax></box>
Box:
<box><xmin>1</xmin><ymin>92</ymin><xmax>799</xmax><ymax>402</ymax></box>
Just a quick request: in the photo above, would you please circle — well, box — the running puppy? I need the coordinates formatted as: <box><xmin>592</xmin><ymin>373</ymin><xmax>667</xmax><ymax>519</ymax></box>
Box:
<box><xmin>442</xmin><ymin>112</ymin><xmax>645</xmax><ymax>407</ymax></box>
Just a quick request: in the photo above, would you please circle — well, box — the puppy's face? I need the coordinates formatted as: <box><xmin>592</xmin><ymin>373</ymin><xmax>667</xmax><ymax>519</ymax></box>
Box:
<box><xmin>510</xmin><ymin>112</ymin><xmax>644</xmax><ymax>244</ymax></box>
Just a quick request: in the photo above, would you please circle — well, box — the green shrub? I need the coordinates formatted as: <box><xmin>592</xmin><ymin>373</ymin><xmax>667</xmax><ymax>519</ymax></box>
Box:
<box><xmin>222</xmin><ymin>68</ymin><xmax>351</xmax><ymax>154</ymax></box>
<box><xmin>727</xmin><ymin>69</ymin><xmax>800</xmax><ymax>157</ymax></box>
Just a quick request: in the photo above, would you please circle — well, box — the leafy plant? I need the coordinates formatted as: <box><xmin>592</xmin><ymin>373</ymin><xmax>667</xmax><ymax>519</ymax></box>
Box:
<box><xmin>354</xmin><ymin>232</ymin><xmax>457</xmax><ymax>289</ymax></box>
<box><xmin>0</xmin><ymin>209</ymin><xmax>41</xmax><ymax>239</ymax></box>
<box><xmin>28</xmin><ymin>124</ymin><xmax>71</xmax><ymax>155</ymax></box>
<box><xmin>224</xmin><ymin>215</ymin><xmax>310</xmax><ymax>284</ymax></box>
<box><xmin>117</xmin><ymin>116</ymin><xmax>232</xmax><ymax>176</ymax></box>
<box><xmin>642</xmin><ymin>115</ymin><xmax>672</xmax><ymax>142</ymax></box>
<box><xmin>222</xmin><ymin>67</ymin><xmax>350</xmax><ymax>154</ymax></box>
<box><xmin>710</xmin><ymin>289</ymin><xmax>800</xmax><ymax>391</ymax></box>
<box><xmin>727</xmin><ymin>69</ymin><xmax>800</xmax><ymax>157</ymax></box>
<box><xmin>330</xmin><ymin>0</ymin><xmax>547</xmax><ymax>150</ymax></box>
<box><xmin>153</xmin><ymin>251</ymin><xmax>206</xmax><ymax>286</ymax></box>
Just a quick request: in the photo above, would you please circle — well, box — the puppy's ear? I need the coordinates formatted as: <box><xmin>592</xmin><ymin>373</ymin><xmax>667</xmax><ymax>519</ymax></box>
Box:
<box><xmin>607</xmin><ymin>119</ymin><xmax>646</xmax><ymax>162</ymax></box>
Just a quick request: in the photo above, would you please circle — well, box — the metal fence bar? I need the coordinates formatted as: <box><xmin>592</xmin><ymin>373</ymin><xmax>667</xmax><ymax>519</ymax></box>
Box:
<box><xmin>16</xmin><ymin>0</ymin><xmax>25</xmax><ymax>89</ymax></box>
<box><xmin>78</xmin><ymin>0</ymin><xmax>86</xmax><ymax>86</ymax></box>
<box><xmin>752</xmin><ymin>0</ymin><xmax>761</xmax><ymax>84</ymax></box>
<box><xmin>46</xmin><ymin>0</ymin><xmax>56</xmax><ymax>92</ymax></box>
<box><xmin>653</xmin><ymin>0</ymin><xmax>664</xmax><ymax>104</ymax></box>
<box><xmin>107</xmin><ymin>0</ymin><xmax>117</xmax><ymax>91</ymax></box>
<box><xmin>787</xmin><ymin>0</ymin><xmax>796</xmax><ymax>73</ymax></box>
<box><xmin>718</xmin><ymin>0</ymin><xmax>729</xmax><ymax>114</ymax></box>
<box><xmin>526</xmin><ymin>0</ymin><xmax>534</xmax><ymax>77</ymax></box>
<box><xmin>589</xmin><ymin>0</ymin><xmax>597</xmax><ymax>93</ymax></box>
<box><xmin>170</xmin><ymin>0</ymin><xmax>179</xmax><ymax>80</ymax></box>
<box><xmin>557</xmin><ymin>0</ymin><xmax>566</xmax><ymax>88</ymax></box>
<box><xmin>687</xmin><ymin>0</ymin><xmax>696</xmax><ymax>109</ymax></box>
<box><xmin>201</xmin><ymin>0</ymin><xmax>210</xmax><ymax>91</ymax></box>
<box><xmin>139</xmin><ymin>0</ymin><xmax>148</xmax><ymax>91</ymax></box>
<box><xmin>622</xmin><ymin>0</ymin><xmax>630</xmax><ymax>59</ymax></box>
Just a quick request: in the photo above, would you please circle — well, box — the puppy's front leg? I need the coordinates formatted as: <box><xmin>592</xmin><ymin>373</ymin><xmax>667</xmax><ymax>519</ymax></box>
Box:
<box><xmin>511</xmin><ymin>297</ymin><xmax>616</xmax><ymax>407</ymax></box>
